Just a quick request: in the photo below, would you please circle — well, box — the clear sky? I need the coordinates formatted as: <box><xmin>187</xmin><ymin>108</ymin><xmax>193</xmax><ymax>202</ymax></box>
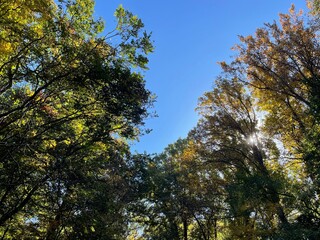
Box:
<box><xmin>94</xmin><ymin>0</ymin><xmax>308</xmax><ymax>154</ymax></box>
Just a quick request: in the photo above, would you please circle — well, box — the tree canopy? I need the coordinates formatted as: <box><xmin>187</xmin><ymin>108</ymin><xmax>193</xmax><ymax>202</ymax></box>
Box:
<box><xmin>128</xmin><ymin>2</ymin><xmax>320</xmax><ymax>239</ymax></box>
<box><xmin>0</xmin><ymin>0</ymin><xmax>153</xmax><ymax>238</ymax></box>
<box><xmin>1</xmin><ymin>1</ymin><xmax>320</xmax><ymax>239</ymax></box>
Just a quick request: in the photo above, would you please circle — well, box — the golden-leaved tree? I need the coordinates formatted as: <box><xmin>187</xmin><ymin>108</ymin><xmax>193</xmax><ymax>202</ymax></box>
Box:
<box><xmin>191</xmin><ymin>4</ymin><xmax>320</xmax><ymax>239</ymax></box>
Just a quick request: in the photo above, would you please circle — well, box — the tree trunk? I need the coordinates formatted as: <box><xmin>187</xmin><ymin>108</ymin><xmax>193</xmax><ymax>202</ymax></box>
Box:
<box><xmin>213</xmin><ymin>218</ymin><xmax>217</xmax><ymax>240</ymax></box>
<box><xmin>183</xmin><ymin>218</ymin><xmax>188</xmax><ymax>240</ymax></box>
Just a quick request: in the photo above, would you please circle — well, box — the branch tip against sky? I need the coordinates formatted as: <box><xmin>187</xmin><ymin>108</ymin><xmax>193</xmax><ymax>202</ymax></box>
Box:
<box><xmin>95</xmin><ymin>0</ymin><xmax>308</xmax><ymax>154</ymax></box>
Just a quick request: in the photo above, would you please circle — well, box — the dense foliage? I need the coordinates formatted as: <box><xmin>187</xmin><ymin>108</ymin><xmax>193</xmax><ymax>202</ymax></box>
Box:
<box><xmin>0</xmin><ymin>0</ymin><xmax>153</xmax><ymax>239</ymax></box>
<box><xmin>1</xmin><ymin>0</ymin><xmax>320</xmax><ymax>239</ymax></box>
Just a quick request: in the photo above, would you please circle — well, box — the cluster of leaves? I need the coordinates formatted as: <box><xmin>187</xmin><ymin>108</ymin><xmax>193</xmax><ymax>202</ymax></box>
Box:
<box><xmin>0</xmin><ymin>0</ymin><xmax>154</xmax><ymax>239</ymax></box>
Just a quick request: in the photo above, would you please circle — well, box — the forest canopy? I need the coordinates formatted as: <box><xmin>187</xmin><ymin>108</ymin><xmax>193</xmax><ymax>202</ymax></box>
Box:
<box><xmin>137</xmin><ymin>2</ymin><xmax>320</xmax><ymax>239</ymax></box>
<box><xmin>1</xmin><ymin>0</ymin><xmax>320</xmax><ymax>239</ymax></box>
<box><xmin>0</xmin><ymin>0</ymin><xmax>153</xmax><ymax>238</ymax></box>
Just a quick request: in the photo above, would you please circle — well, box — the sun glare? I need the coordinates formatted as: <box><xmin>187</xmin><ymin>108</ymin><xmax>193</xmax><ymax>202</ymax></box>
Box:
<box><xmin>247</xmin><ymin>132</ymin><xmax>263</xmax><ymax>145</ymax></box>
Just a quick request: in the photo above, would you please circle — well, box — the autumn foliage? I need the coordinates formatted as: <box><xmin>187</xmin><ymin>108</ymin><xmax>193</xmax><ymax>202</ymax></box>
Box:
<box><xmin>1</xmin><ymin>0</ymin><xmax>320</xmax><ymax>239</ymax></box>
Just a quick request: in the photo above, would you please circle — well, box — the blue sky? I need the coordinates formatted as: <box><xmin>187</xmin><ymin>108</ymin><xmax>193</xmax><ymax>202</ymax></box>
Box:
<box><xmin>94</xmin><ymin>0</ymin><xmax>308</xmax><ymax>154</ymax></box>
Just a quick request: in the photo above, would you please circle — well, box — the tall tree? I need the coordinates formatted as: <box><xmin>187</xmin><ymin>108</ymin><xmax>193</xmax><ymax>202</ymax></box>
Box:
<box><xmin>223</xmin><ymin>5</ymin><xmax>320</xmax><ymax>236</ymax></box>
<box><xmin>0</xmin><ymin>0</ymin><xmax>153</xmax><ymax>238</ymax></box>
<box><xmin>217</xmin><ymin>4</ymin><xmax>320</xmax><ymax>238</ymax></box>
<box><xmin>130</xmin><ymin>138</ymin><xmax>226</xmax><ymax>240</ymax></box>
<box><xmin>193</xmin><ymin>77</ymin><xmax>289</xmax><ymax>239</ymax></box>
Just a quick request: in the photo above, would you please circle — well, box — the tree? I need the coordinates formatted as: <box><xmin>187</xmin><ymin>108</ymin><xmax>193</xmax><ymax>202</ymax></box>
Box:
<box><xmin>193</xmin><ymin>77</ymin><xmax>290</xmax><ymax>239</ymax></box>
<box><xmin>216</xmin><ymin>4</ymin><xmax>320</xmax><ymax>238</ymax></box>
<box><xmin>0</xmin><ymin>0</ymin><xmax>153</xmax><ymax>238</ymax></box>
<box><xmin>132</xmin><ymin>138</ymin><xmax>227</xmax><ymax>240</ymax></box>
